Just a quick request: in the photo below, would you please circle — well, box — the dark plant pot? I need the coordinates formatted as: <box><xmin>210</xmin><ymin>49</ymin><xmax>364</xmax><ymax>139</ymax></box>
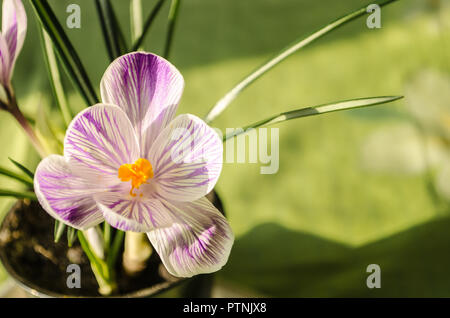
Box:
<box><xmin>0</xmin><ymin>192</ymin><xmax>224</xmax><ymax>298</ymax></box>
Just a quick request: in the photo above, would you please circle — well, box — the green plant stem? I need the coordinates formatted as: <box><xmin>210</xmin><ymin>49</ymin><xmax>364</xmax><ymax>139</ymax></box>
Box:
<box><xmin>8</xmin><ymin>95</ymin><xmax>47</xmax><ymax>158</ymax></box>
<box><xmin>123</xmin><ymin>232</ymin><xmax>152</xmax><ymax>275</ymax></box>
<box><xmin>163</xmin><ymin>0</ymin><xmax>181</xmax><ymax>59</ymax></box>
<box><xmin>78</xmin><ymin>231</ymin><xmax>117</xmax><ymax>295</ymax></box>
<box><xmin>204</xmin><ymin>0</ymin><xmax>399</xmax><ymax>123</ymax></box>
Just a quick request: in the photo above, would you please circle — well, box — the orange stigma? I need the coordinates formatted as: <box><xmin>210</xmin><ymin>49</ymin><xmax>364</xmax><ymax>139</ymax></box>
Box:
<box><xmin>118</xmin><ymin>158</ymin><xmax>154</xmax><ymax>197</ymax></box>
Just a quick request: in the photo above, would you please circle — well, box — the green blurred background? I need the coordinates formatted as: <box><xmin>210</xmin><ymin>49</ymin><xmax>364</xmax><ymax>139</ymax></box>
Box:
<box><xmin>1</xmin><ymin>0</ymin><xmax>450</xmax><ymax>297</ymax></box>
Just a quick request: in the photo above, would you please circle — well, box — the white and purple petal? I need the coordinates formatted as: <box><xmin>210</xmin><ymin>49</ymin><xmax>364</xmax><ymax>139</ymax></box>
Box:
<box><xmin>148</xmin><ymin>114</ymin><xmax>223</xmax><ymax>202</ymax></box>
<box><xmin>100</xmin><ymin>52</ymin><xmax>184</xmax><ymax>156</ymax></box>
<box><xmin>34</xmin><ymin>155</ymin><xmax>104</xmax><ymax>230</ymax></box>
<box><xmin>0</xmin><ymin>32</ymin><xmax>10</xmax><ymax>85</ymax></box>
<box><xmin>2</xmin><ymin>0</ymin><xmax>26</xmax><ymax>78</ymax></box>
<box><xmin>146</xmin><ymin>197</ymin><xmax>234</xmax><ymax>278</ymax></box>
<box><xmin>64</xmin><ymin>104</ymin><xmax>140</xmax><ymax>180</ymax></box>
<box><xmin>94</xmin><ymin>192</ymin><xmax>167</xmax><ymax>232</ymax></box>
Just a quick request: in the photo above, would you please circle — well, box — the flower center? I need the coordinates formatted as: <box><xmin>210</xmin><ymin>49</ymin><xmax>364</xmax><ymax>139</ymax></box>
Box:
<box><xmin>118</xmin><ymin>158</ymin><xmax>154</xmax><ymax>197</ymax></box>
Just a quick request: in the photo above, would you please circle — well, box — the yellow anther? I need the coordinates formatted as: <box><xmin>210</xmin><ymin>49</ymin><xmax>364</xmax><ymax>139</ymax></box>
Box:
<box><xmin>118</xmin><ymin>158</ymin><xmax>154</xmax><ymax>197</ymax></box>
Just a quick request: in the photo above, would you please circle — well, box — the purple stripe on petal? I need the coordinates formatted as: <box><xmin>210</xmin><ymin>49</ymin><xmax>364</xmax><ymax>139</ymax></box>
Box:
<box><xmin>2</xmin><ymin>0</ymin><xmax>26</xmax><ymax>79</ymax></box>
<box><xmin>95</xmin><ymin>192</ymin><xmax>168</xmax><ymax>232</ymax></box>
<box><xmin>147</xmin><ymin>197</ymin><xmax>234</xmax><ymax>278</ymax></box>
<box><xmin>148</xmin><ymin>114</ymin><xmax>223</xmax><ymax>202</ymax></box>
<box><xmin>100</xmin><ymin>52</ymin><xmax>184</xmax><ymax>156</ymax></box>
<box><xmin>0</xmin><ymin>33</ymin><xmax>10</xmax><ymax>85</ymax></box>
<box><xmin>64</xmin><ymin>104</ymin><xmax>140</xmax><ymax>177</ymax></box>
<box><xmin>34</xmin><ymin>155</ymin><xmax>105</xmax><ymax>230</ymax></box>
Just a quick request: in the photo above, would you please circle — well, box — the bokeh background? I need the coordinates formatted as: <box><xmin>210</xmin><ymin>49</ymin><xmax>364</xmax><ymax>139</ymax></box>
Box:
<box><xmin>0</xmin><ymin>0</ymin><xmax>449</xmax><ymax>297</ymax></box>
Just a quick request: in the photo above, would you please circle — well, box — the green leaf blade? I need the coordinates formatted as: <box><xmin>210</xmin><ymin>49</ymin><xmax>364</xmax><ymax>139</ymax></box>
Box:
<box><xmin>131</xmin><ymin>0</ymin><xmax>166</xmax><ymax>51</ymax></box>
<box><xmin>31</xmin><ymin>0</ymin><xmax>99</xmax><ymax>106</ymax></box>
<box><xmin>225</xmin><ymin>96</ymin><xmax>403</xmax><ymax>141</ymax></box>
<box><xmin>107</xmin><ymin>230</ymin><xmax>124</xmax><ymax>270</ymax></box>
<box><xmin>38</xmin><ymin>26</ymin><xmax>72</xmax><ymax>127</ymax></box>
<box><xmin>95</xmin><ymin>0</ymin><xmax>128</xmax><ymax>61</ymax></box>
<box><xmin>67</xmin><ymin>226</ymin><xmax>77</xmax><ymax>247</ymax></box>
<box><xmin>0</xmin><ymin>166</ymin><xmax>33</xmax><ymax>187</ymax></box>
<box><xmin>205</xmin><ymin>0</ymin><xmax>399</xmax><ymax>123</ymax></box>
<box><xmin>130</xmin><ymin>0</ymin><xmax>143</xmax><ymax>44</ymax></box>
<box><xmin>54</xmin><ymin>220</ymin><xmax>66</xmax><ymax>243</ymax></box>
<box><xmin>8</xmin><ymin>158</ymin><xmax>34</xmax><ymax>179</ymax></box>
<box><xmin>163</xmin><ymin>0</ymin><xmax>181</xmax><ymax>59</ymax></box>
<box><xmin>0</xmin><ymin>189</ymin><xmax>37</xmax><ymax>200</ymax></box>
<box><xmin>273</xmin><ymin>96</ymin><xmax>404</xmax><ymax>125</ymax></box>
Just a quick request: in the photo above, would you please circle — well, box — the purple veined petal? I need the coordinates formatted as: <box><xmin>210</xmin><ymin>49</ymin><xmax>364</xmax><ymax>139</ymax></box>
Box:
<box><xmin>0</xmin><ymin>32</ymin><xmax>10</xmax><ymax>86</ymax></box>
<box><xmin>148</xmin><ymin>114</ymin><xmax>223</xmax><ymax>202</ymax></box>
<box><xmin>146</xmin><ymin>197</ymin><xmax>234</xmax><ymax>278</ymax></box>
<box><xmin>100</xmin><ymin>52</ymin><xmax>184</xmax><ymax>156</ymax></box>
<box><xmin>94</xmin><ymin>192</ymin><xmax>168</xmax><ymax>232</ymax></box>
<box><xmin>34</xmin><ymin>155</ymin><xmax>105</xmax><ymax>230</ymax></box>
<box><xmin>2</xmin><ymin>0</ymin><xmax>26</xmax><ymax>79</ymax></box>
<box><xmin>64</xmin><ymin>104</ymin><xmax>140</xmax><ymax>180</ymax></box>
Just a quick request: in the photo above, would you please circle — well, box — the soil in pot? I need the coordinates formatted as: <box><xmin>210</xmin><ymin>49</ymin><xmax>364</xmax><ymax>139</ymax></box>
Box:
<box><xmin>0</xmin><ymin>200</ymin><xmax>181</xmax><ymax>297</ymax></box>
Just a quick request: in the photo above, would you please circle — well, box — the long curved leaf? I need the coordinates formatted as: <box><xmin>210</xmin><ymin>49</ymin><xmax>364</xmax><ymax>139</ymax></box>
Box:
<box><xmin>0</xmin><ymin>166</ymin><xmax>33</xmax><ymax>187</ymax></box>
<box><xmin>224</xmin><ymin>96</ymin><xmax>403</xmax><ymax>141</ymax></box>
<box><xmin>31</xmin><ymin>0</ymin><xmax>99</xmax><ymax>106</ymax></box>
<box><xmin>67</xmin><ymin>226</ymin><xmax>78</xmax><ymax>247</ymax></box>
<box><xmin>163</xmin><ymin>0</ymin><xmax>181</xmax><ymax>59</ymax></box>
<box><xmin>205</xmin><ymin>0</ymin><xmax>399</xmax><ymax>123</ymax></box>
<box><xmin>95</xmin><ymin>0</ymin><xmax>127</xmax><ymax>61</ymax></box>
<box><xmin>130</xmin><ymin>0</ymin><xmax>143</xmax><ymax>43</ymax></box>
<box><xmin>38</xmin><ymin>26</ymin><xmax>72</xmax><ymax>127</ymax></box>
<box><xmin>131</xmin><ymin>0</ymin><xmax>166</xmax><ymax>51</ymax></box>
<box><xmin>54</xmin><ymin>220</ymin><xmax>66</xmax><ymax>243</ymax></box>
<box><xmin>0</xmin><ymin>189</ymin><xmax>37</xmax><ymax>200</ymax></box>
<box><xmin>8</xmin><ymin>158</ymin><xmax>34</xmax><ymax>179</ymax></box>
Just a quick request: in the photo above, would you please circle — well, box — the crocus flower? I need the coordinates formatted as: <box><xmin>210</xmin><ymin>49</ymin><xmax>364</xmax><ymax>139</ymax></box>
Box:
<box><xmin>0</xmin><ymin>0</ymin><xmax>26</xmax><ymax>92</ymax></box>
<box><xmin>34</xmin><ymin>52</ymin><xmax>233</xmax><ymax>277</ymax></box>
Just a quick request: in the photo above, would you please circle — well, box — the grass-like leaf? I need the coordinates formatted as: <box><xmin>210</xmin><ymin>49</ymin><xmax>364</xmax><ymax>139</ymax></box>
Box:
<box><xmin>38</xmin><ymin>26</ymin><xmax>72</xmax><ymax>127</ymax></box>
<box><xmin>31</xmin><ymin>0</ymin><xmax>99</xmax><ymax>106</ymax></box>
<box><xmin>67</xmin><ymin>226</ymin><xmax>77</xmax><ymax>247</ymax></box>
<box><xmin>130</xmin><ymin>0</ymin><xmax>143</xmax><ymax>44</ymax></box>
<box><xmin>54</xmin><ymin>220</ymin><xmax>66</xmax><ymax>243</ymax></box>
<box><xmin>8</xmin><ymin>158</ymin><xmax>34</xmax><ymax>179</ymax></box>
<box><xmin>224</xmin><ymin>96</ymin><xmax>403</xmax><ymax>141</ymax></box>
<box><xmin>163</xmin><ymin>0</ymin><xmax>181</xmax><ymax>59</ymax></box>
<box><xmin>205</xmin><ymin>0</ymin><xmax>399</xmax><ymax>123</ymax></box>
<box><xmin>107</xmin><ymin>230</ymin><xmax>124</xmax><ymax>270</ymax></box>
<box><xmin>131</xmin><ymin>0</ymin><xmax>166</xmax><ymax>51</ymax></box>
<box><xmin>0</xmin><ymin>166</ymin><xmax>33</xmax><ymax>187</ymax></box>
<box><xmin>95</xmin><ymin>0</ymin><xmax>128</xmax><ymax>61</ymax></box>
<box><xmin>0</xmin><ymin>189</ymin><xmax>37</xmax><ymax>200</ymax></box>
